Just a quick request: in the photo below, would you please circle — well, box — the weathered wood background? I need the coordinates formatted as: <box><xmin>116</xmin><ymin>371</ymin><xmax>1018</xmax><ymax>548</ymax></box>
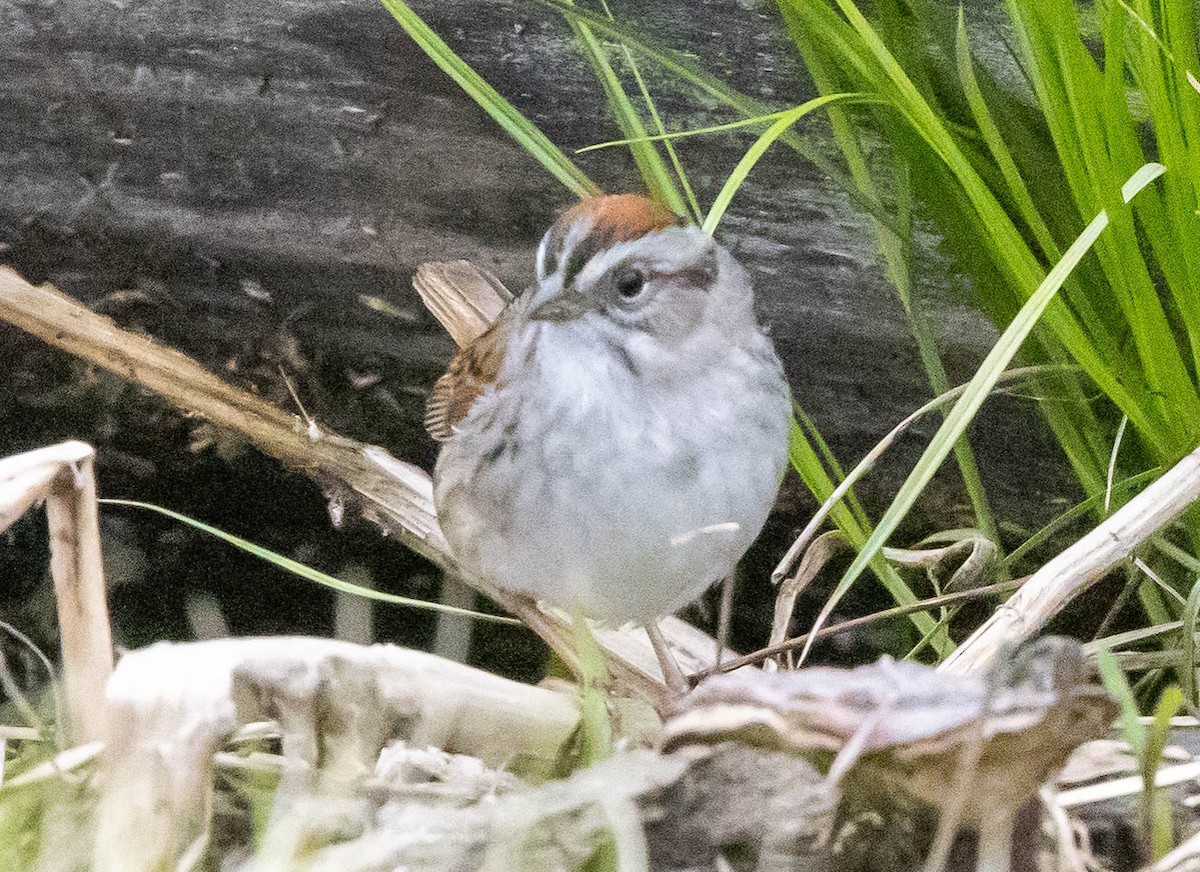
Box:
<box><xmin>0</xmin><ymin>0</ymin><xmax>1074</xmax><ymax>659</ymax></box>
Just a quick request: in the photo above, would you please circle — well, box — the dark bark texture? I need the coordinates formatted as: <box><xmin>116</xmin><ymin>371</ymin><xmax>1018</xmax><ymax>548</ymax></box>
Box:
<box><xmin>0</xmin><ymin>0</ymin><xmax>1073</xmax><ymax>655</ymax></box>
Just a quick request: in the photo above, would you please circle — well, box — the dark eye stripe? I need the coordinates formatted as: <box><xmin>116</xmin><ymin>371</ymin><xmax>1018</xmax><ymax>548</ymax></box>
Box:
<box><xmin>563</xmin><ymin>247</ymin><xmax>590</xmax><ymax>286</ymax></box>
<box><xmin>553</xmin><ymin>208</ymin><xmax>690</xmax><ymax>287</ymax></box>
<box><xmin>560</xmin><ymin>222</ymin><xmax>621</xmax><ymax>286</ymax></box>
<box><xmin>541</xmin><ymin>248</ymin><xmax>559</xmax><ymax>278</ymax></box>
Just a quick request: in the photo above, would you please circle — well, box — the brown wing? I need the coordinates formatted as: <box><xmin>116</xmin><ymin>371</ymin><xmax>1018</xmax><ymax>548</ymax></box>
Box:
<box><xmin>414</xmin><ymin>259</ymin><xmax>521</xmax><ymax>442</ymax></box>
<box><xmin>424</xmin><ymin>307</ymin><xmax>518</xmax><ymax>441</ymax></box>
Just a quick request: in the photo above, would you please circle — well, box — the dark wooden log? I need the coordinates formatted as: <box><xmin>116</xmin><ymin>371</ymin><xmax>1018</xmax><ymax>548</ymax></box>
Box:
<box><xmin>0</xmin><ymin>0</ymin><xmax>1074</xmax><ymax>653</ymax></box>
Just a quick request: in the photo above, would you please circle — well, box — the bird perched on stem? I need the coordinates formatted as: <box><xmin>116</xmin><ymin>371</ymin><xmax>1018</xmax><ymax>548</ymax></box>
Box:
<box><xmin>427</xmin><ymin>194</ymin><xmax>790</xmax><ymax>692</ymax></box>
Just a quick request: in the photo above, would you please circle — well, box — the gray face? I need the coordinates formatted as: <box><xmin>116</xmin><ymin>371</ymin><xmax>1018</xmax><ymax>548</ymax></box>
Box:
<box><xmin>530</xmin><ymin>225</ymin><xmax>722</xmax><ymax>347</ymax></box>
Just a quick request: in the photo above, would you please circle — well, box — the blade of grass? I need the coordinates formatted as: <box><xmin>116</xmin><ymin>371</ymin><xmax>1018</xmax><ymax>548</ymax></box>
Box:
<box><xmin>378</xmin><ymin>0</ymin><xmax>598</xmax><ymax>198</ymax></box>
<box><xmin>563</xmin><ymin>1</ymin><xmax>685</xmax><ymax>213</ymax></box>
<box><xmin>578</xmin><ymin>108</ymin><xmax>859</xmax><ymax>153</ymax></box>
<box><xmin>953</xmin><ymin>8</ymin><xmax>1061</xmax><ymax>263</ymax></box>
<box><xmin>596</xmin><ymin>0</ymin><xmax>701</xmax><ymax>221</ymax></box>
<box><xmin>1106</xmin><ymin>416</ymin><xmax>1131</xmax><ymax>513</ymax></box>
<box><xmin>1154</xmin><ymin>536</ymin><xmax>1200</xmax><ymax>574</ymax></box>
<box><xmin>1145</xmin><ymin>686</ymin><xmax>1183</xmax><ymax>860</ymax></box>
<box><xmin>701</xmin><ymin>92</ymin><xmax>883</xmax><ymax>232</ymax></box>
<box><xmin>1086</xmin><ymin>621</ymin><xmax>1184</xmax><ymax>654</ymax></box>
<box><xmin>101</xmin><ymin>499</ymin><xmax>522</xmax><ymax>626</ymax></box>
<box><xmin>787</xmin><ymin>414</ymin><xmax>944</xmax><ymax>647</ymax></box>
<box><xmin>795</xmin><ymin>404</ymin><xmax>868</xmax><ymax>525</ymax></box>
<box><xmin>1096</xmin><ymin>646</ymin><xmax>1147</xmax><ymax>755</ymax></box>
<box><xmin>573</xmin><ymin>606</ymin><xmax>614</xmax><ymax>766</ymax></box>
<box><xmin>1005</xmin><ymin>467</ymin><xmax>1162</xmax><ymax>568</ymax></box>
<box><xmin>1183</xmin><ymin>577</ymin><xmax>1200</xmax><ymax>706</ymax></box>
<box><xmin>787</xmin><ymin>416</ymin><xmax>868</xmax><ymax>553</ymax></box>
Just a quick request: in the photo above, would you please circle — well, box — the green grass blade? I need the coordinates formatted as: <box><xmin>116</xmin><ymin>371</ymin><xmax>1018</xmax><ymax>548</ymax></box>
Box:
<box><xmin>563</xmin><ymin>4</ymin><xmax>685</xmax><ymax>212</ymax></box>
<box><xmin>787</xmin><ymin>415</ymin><xmax>944</xmax><ymax>647</ymax></box>
<box><xmin>1086</xmin><ymin>621</ymin><xmax>1184</xmax><ymax>654</ymax></box>
<box><xmin>597</xmin><ymin>0</ymin><xmax>701</xmax><ymax>221</ymax></box>
<box><xmin>797</xmin><ymin>162</ymin><xmax>1167</xmax><ymax>665</ymax></box>
<box><xmin>794</xmin><ymin>405</ymin><xmax>868</xmax><ymax>524</ymax></box>
<box><xmin>572</xmin><ymin>606</ymin><xmax>614</xmax><ymax>766</ymax></box>
<box><xmin>1183</xmin><ymin>576</ymin><xmax>1200</xmax><ymax>706</ymax></box>
<box><xmin>1146</xmin><ymin>686</ymin><xmax>1183</xmax><ymax>859</ymax></box>
<box><xmin>101</xmin><ymin>499</ymin><xmax>522</xmax><ymax>626</ymax></box>
<box><xmin>378</xmin><ymin>0</ymin><xmax>598</xmax><ymax>198</ymax></box>
<box><xmin>578</xmin><ymin>109</ymin><xmax>839</xmax><ymax>153</ymax></box>
<box><xmin>954</xmin><ymin>8</ymin><xmax>1061</xmax><ymax>263</ymax></box>
<box><xmin>1154</xmin><ymin>537</ymin><xmax>1200</xmax><ymax>574</ymax></box>
<box><xmin>1096</xmin><ymin>646</ymin><xmax>1147</xmax><ymax>755</ymax></box>
<box><xmin>1005</xmin><ymin>467</ymin><xmax>1162</xmax><ymax>568</ymax></box>
<box><xmin>788</xmin><ymin>414</ymin><xmax>865</xmax><ymax>536</ymax></box>
<box><xmin>701</xmin><ymin>92</ymin><xmax>883</xmax><ymax>233</ymax></box>
<box><xmin>1105</xmin><ymin>415</ymin><xmax>1131</xmax><ymax>513</ymax></box>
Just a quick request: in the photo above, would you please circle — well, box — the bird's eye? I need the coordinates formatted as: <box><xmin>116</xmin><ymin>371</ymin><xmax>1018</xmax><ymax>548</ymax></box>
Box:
<box><xmin>614</xmin><ymin>267</ymin><xmax>646</xmax><ymax>300</ymax></box>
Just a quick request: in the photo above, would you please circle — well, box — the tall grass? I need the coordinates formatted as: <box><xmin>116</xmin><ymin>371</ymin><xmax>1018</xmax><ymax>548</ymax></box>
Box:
<box><xmin>776</xmin><ymin>0</ymin><xmax>1200</xmax><ymax>637</ymax></box>
<box><xmin>785</xmin><ymin>0</ymin><xmax>1200</xmax><ymax>477</ymax></box>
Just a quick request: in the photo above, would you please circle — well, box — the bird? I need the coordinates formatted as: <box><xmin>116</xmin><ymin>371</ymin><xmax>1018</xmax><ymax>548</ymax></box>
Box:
<box><xmin>426</xmin><ymin>193</ymin><xmax>791</xmax><ymax>691</ymax></box>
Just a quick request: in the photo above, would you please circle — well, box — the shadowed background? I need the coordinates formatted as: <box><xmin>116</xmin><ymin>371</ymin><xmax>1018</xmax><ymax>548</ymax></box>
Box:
<box><xmin>0</xmin><ymin>0</ymin><xmax>1074</xmax><ymax>670</ymax></box>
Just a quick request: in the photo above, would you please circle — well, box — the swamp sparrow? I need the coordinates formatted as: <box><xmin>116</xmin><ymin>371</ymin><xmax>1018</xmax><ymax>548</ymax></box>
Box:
<box><xmin>427</xmin><ymin>195</ymin><xmax>790</xmax><ymax>682</ymax></box>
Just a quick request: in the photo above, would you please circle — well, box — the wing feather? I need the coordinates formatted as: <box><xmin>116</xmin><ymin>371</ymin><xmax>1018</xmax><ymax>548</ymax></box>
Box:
<box><xmin>413</xmin><ymin>261</ymin><xmax>513</xmax><ymax>348</ymax></box>
<box><xmin>415</xmin><ymin>260</ymin><xmax>522</xmax><ymax>442</ymax></box>
<box><xmin>424</xmin><ymin>309</ymin><xmax>517</xmax><ymax>441</ymax></box>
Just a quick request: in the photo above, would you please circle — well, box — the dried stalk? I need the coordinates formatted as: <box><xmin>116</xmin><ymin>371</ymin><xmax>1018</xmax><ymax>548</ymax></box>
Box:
<box><xmin>941</xmin><ymin>440</ymin><xmax>1200</xmax><ymax>675</ymax></box>
<box><xmin>0</xmin><ymin>440</ymin><xmax>113</xmax><ymax>743</ymax></box>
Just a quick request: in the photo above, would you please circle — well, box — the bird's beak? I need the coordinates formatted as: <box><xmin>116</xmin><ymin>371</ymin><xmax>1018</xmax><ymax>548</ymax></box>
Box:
<box><xmin>527</xmin><ymin>276</ymin><xmax>589</xmax><ymax>322</ymax></box>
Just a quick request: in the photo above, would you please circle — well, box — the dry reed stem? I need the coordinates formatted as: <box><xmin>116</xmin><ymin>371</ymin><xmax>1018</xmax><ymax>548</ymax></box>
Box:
<box><xmin>1054</xmin><ymin>759</ymin><xmax>1200</xmax><ymax>808</ymax></box>
<box><xmin>0</xmin><ymin>440</ymin><xmax>113</xmax><ymax>743</ymax></box>
<box><xmin>941</xmin><ymin>440</ymin><xmax>1200</xmax><ymax>675</ymax></box>
<box><xmin>0</xmin><ymin>740</ymin><xmax>103</xmax><ymax>790</ymax></box>
<box><xmin>766</xmin><ymin>531</ymin><xmax>850</xmax><ymax>670</ymax></box>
